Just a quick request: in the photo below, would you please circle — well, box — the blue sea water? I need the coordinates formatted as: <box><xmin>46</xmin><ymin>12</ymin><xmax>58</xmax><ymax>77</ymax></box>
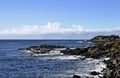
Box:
<box><xmin>0</xmin><ymin>40</ymin><xmax>103</xmax><ymax>78</ymax></box>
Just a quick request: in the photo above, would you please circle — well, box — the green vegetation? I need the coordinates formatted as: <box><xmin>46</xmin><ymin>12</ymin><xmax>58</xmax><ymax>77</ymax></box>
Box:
<box><xmin>91</xmin><ymin>35</ymin><xmax>119</xmax><ymax>42</ymax></box>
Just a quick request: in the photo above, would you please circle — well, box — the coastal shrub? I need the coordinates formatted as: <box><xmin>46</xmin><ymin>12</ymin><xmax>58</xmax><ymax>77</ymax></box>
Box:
<box><xmin>91</xmin><ymin>35</ymin><xmax>119</xmax><ymax>41</ymax></box>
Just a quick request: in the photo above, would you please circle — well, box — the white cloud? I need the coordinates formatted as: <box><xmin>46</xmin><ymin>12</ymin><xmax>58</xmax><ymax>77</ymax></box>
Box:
<box><xmin>0</xmin><ymin>22</ymin><xmax>85</xmax><ymax>35</ymax></box>
<box><xmin>86</xmin><ymin>28</ymin><xmax>120</xmax><ymax>33</ymax></box>
<box><xmin>0</xmin><ymin>22</ymin><xmax>119</xmax><ymax>39</ymax></box>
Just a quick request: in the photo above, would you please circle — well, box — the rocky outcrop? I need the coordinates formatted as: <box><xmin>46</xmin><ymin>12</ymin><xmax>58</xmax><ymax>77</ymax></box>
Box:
<box><xmin>91</xmin><ymin>35</ymin><xmax>119</xmax><ymax>42</ymax></box>
<box><xmin>61</xmin><ymin>47</ymin><xmax>88</xmax><ymax>55</ymax></box>
<box><xmin>25</xmin><ymin>45</ymin><xmax>65</xmax><ymax>50</ymax></box>
<box><xmin>61</xmin><ymin>35</ymin><xmax>120</xmax><ymax>78</ymax></box>
<box><xmin>19</xmin><ymin>45</ymin><xmax>66</xmax><ymax>54</ymax></box>
<box><xmin>102</xmin><ymin>51</ymin><xmax>120</xmax><ymax>78</ymax></box>
<box><xmin>18</xmin><ymin>35</ymin><xmax>120</xmax><ymax>78</ymax></box>
<box><xmin>88</xmin><ymin>36</ymin><xmax>120</xmax><ymax>78</ymax></box>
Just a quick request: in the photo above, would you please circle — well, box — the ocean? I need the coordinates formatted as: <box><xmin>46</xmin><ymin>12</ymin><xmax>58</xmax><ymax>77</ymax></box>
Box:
<box><xmin>0</xmin><ymin>40</ymin><xmax>106</xmax><ymax>78</ymax></box>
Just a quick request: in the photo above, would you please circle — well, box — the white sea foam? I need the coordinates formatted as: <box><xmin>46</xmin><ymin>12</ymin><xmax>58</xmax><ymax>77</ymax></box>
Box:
<box><xmin>32</xmin><ymin>50</ymin><xmax>63</xmax><ymax>56</ymax></box>
<box><xmin>86</xmin><ymin>58</ymin><xmax>106</xmax><ymax>71</ymax></box>
<box><xmin>24</xmin><ymin>49</ymin><xmax>85</xmax><ymax>61</ymax></box>
<box><xmin>33</xmin><ymin>54</ymin><xmax>84</xmax><ymax>61</ymax></box>
<box><xmin>50</xmin><ymin>55</ymin><xmax>83</xmax><ymax>60</ymax></box>
<box><xmin>87</xmin><ymin>58</ymin><xmax>108</xmax><ymax>78</ymax></box>
<box><xmin>22</xmin><ymin>49</ymin><xmax>84</xmax><ymax>60</ymax></box>
<box><xmin>103</xmin><ymin>57</ymin><xmax>110</xmax><ymax>60</ymax></box>
<box><xmin>23</xmin><ymin>49</ymin><xmax>107</xmax><ymax>77</ymax></box>
<box><xmin>77</xmin><ymin>41</ymin><xmax>92</xmax><ymax>44</ymax></box>
<box><xmin>69</xmin><ymin>48</ymin><xmax>75</xmax><ymax>49</ymax></box>
<box><xmin>93</xmin><ymin>61</ymin><xmax>106</xmax><ymax>72</ymax></box>
<box><xmin>76</xmin><ymin>41</ymin><xmax>83</xmax><ymax>43</ymax></box>
<box><xmin>54</xmin><ymin>48</ymin><xmax>66</xmax><ymax>51</ymax></box>
<box><xmin>49</xmin><ymin>50</ymin><xmax>63</xmax><ymax>55</ymax></box>
<box><xmin>24</xmin><ymin>50</ymin><xmax>33</xmax><ymax>53</ymax></box>
<box><xmin>72</xmin><ymin>57</ymin><xmax>106</xmax><ymax>78</ymax></box>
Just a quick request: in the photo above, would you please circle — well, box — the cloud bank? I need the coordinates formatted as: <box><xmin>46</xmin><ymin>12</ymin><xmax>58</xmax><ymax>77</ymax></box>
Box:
<box><xmin>0</xmin><ymin>22</ymin><xmax>120</xmax><ymax>39</ymax></box>
<box><xmin>0</xmin><ymin>22</ymin><xmax>84</xmax><ymax>35</ymax></box>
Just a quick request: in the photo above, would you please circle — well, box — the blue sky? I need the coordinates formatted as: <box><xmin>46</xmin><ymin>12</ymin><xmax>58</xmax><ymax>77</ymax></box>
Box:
<box><xmin>0</xmin><ymin>0</ymin><xmax>120</xmax><ymax>39</ymax></box>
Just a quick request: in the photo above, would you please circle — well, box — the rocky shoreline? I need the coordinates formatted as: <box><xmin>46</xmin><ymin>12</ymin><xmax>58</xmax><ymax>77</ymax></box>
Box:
<box><xmin>19</xmin><ymin>35</ymin><xmax>120</xmax><ymax>78</ymax></box>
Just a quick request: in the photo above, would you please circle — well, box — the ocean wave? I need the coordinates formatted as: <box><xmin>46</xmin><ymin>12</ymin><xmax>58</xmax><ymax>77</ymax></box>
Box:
<box><xmin>22</xmin><ymin>49</ymin><xmax>85</xmax><ymax>60</ymax></box>
<box><xmin>76</xmin><ymin>41</ymin><xmax>83</xmax><ymax>43</ymax></box>
<box><xmin>34</xmin><ymin>55</ymin><xmax>85</xmax><ymax>61</ymax></box>
<box><xmin>76</xmin><ymin>41</ymin><xmax>93</xmax><ymax>44</ymax></box>
<box><xmin>50</xmin><ymin>55</ymin><xmax>84</xmax><ymax>60</ymax></box>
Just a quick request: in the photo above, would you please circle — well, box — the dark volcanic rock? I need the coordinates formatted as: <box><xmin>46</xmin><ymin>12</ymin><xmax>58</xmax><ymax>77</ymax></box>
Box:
<box><xmin>26</xmin><ymin>45</ymin><xmax>65</xmax><ymax>50</ymax></box>
<box><xmin>88</xmin><ymin>36</ymin><xmax>120</xmax><ymax>78</ymax></box>
<box><xmin>19</xmin><ymin>45</ymin><xmax>66</xmax><ymax>54</ymax></box>
<box><xmin>89</xmin><ymin>71</ymin><xmax>100</xmax><ymax>75</ymax></box>
<box><xmin>61</xmin><ymin>47</ymin><xmax>88</xmax><ymax>55</ymax></box>
<box><xmin>103</xmin><ymin>55</ymin><xmax>120</xmax><ymax>78</ymax></box>
<box><xmin>73</xmin><ymin>75</ymin><xmax>81</xmax><ymax>78</ymax></box>
<box><xmin>19</xmin><ymin>45</ymin><xmax>65</xmax><ymax>51</ymax></box>
<box><xmin>59</xmin><ymin>36</ymin><xmax>120</xmax><ymax>77</ymax></box>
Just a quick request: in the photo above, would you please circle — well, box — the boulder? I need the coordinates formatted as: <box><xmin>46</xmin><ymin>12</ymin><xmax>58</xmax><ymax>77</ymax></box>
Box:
<box><xmin>73</xmin><ymin>75</ymin><xmax>81</xmax><ymax>78</ymax></box>
<box><xmin>61</xmin><ymin>47</ymin><xmax>88</xmax><ymax>55</ymax></box>
<box><xmin>89</xmin><ymin>71</ymin><xmax>100</xmax><ymax>75</ymax></box>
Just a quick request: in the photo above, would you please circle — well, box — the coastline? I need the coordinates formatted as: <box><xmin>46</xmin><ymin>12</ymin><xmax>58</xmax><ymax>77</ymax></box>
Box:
<box><xmin>19</xmin><ymin>35</ymin><xmax>120</xmax><ymax>78</ymax></box>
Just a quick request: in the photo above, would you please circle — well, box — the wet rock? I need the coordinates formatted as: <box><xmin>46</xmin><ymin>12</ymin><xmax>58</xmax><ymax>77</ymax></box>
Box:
<box><xmin>18</xmin><ymin>45</ymin><xmax>66</xmax><ymax>55</ymax></box>
<box><xmin>89</xmin><ymin>71</ymin><xmax>100</xmax><ymax>75</ymax></box>
<box><xmin>73</xmin><ymin>75</ymin><xmax>81</xmax><ymax>78</ymax></box>
<box><xmin>61</xmin><ymin>47</ymin><xmax>88</xmax><ymax>55</ymax></box>
<box><xmin>27</xmin><ymin>45</ymin><xmax>66</xmax><ymax>50</ymax></box>
<box><xmin>19</xmin><ymin>45</ymin><xmax>66</xmax><ymax>50</ymax></box>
